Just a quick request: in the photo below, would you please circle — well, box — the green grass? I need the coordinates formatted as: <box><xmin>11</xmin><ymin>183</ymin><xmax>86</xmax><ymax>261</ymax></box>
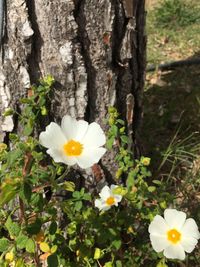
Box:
<box><xmin>154</xmin><ymin>0</ymin><xmax>200</xmax><ymax>29</ymax></box>
<box><xmin>146</xmin><ymin>0</ymin><xmax>200</xmax><ymax>64</ymax></box>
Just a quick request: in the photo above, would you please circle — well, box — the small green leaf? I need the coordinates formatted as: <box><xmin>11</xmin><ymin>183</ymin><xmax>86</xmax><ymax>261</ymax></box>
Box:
<box><xmin>40</xmin><ymin>242</ymin><xmax>50</xmax><ymax>253</ymax></box>
<box><xmin>20</xmin><ymin>182</ymin><xmax>32</xmax><ymax>202</ymax></box>
<box><xmin>5</xmin><ymin>216</ymin><xmax>21</xmax><ymax>238</ymax></box>
<box><xmin>50</xmin><ymin>245</ymin><xmax>57</xmax><ymax>254</ymax></box>
<box><xmin>7</xmin><ymin>149</ymin><xmax>23</xmax><ymax>166</ymax></box>
<box><xmin>63</xmin><ymin>181</ymin><xmax>75</xmax><ymax>192</ymax></box>
<box><xmin>26</xmin><ymin>218</ymin><xmax>42</xmax><ymax>235</ymax></box>
<box><xmin>120</xmin><ymin>135</ymin><xmax>129</xmax><ymax>144</ymax></box>
<box><xmin>116</xmin><ymin>119</ymin><xmax>125</xmax><ymax>125</ymax></box>
<box><xmin>0</xmin><ymin>238</ymin><xmax>10</xmax><ymax>252</ymax></box>
<box><xmin>106</xmin><ymin>136</ymin><xmax>115</xmax><ymax>149</ymax></box>
<box><xmin>112</xmin><ymin>240</ymin><xmax>121</xmax><ymax>250</ymax></box>
<box><xmin>93</xmin><ymin>248</ymin><xmax>101</xmax><ymax>260</ymax></box>
<box><xmin>148</xmin><ymin>186</ymin><xmax>156</xmax><ymax>192</ymax></box>
<box><xmin>3</xmin><ymin>109</ymin><xmax>14</xmax><ymax>116</ymax></box>
<box><xmin>26</xmin><ymin>239</ymin><xmax>35</xmax><ymax>253</ymax></box>
<box><xmin>23</xmin><ymin>120</ymin><xmax>34</xmax><ymax>136</ymax></box>
<box><xmin>75</xmin><ymin>200</ymin><xmax>82</xmax><ymax>211</ymax></box>
<box><xmin>104</xmin><ymin>262</ymin><xmax>113</xmax><ymax>267</ymax></box>
<box><xmin>49</xmin><ymin>221</ymin><xmax>57</xmax><ymax>235</ymax></box>
<box><xmin>0</xmin><ymin>179</ymin><xmax>21</xmax><ymax>207</ymax></box>
<box><xmin>47</xmin><ymin>254</ymin><xmax>58</xmax><ymax>267</ymax></box>
<box><xmin>16</xmin><ymin>234</ymin><xmax>29</xmax><ymax>249</ymax></box>
<box><xmin>116</xmin><ymin>260</ymin><xmax>122</xmax><ymax>267</ymax></box>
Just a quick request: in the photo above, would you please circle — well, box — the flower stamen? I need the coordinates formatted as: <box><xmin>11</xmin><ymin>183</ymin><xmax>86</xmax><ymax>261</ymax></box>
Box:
<box><xmin>106</xmin><ymin>197</ymin><xmax>115</xmax><ymax>206</ymax></box>
<box><xmin>63</xmin><ymin>140</ymin><xmax>83</xmax><ymax>156</ymax></box>
<box><xmin>167</xmin><ymin>228</ymin><xmax>181</xmax><ymax>244</ymax></box>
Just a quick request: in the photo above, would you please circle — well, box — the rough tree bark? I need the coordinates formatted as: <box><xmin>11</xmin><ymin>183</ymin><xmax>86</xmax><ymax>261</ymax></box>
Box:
<box><xmin>0</xmin><ymin>0</ymin><xmax>146</xmax><ymax>180</ymax></box>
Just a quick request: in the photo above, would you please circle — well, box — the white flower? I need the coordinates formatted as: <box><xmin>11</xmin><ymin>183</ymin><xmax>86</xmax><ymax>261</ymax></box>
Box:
<box><xmin>148</xmin><ymin>209</ymin><xmax>200</xmax><ymax>260</ymax></box>
<box><xmin>39</xmin><ymin>115</ymin><xmax>106</xmax><ymax>169</ymax></box>
<box><xmin>95</xmin><ymin>185</ymin><xmax>122</xmax><ymax>211</ymax></box>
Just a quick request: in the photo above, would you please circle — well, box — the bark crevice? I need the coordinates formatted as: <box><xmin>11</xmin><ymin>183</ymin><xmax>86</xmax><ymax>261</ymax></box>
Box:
<box><xmin>26</xmin><ymin>0</ymin><xmax>43</xmax><ymax>83</ymax></box>
<box><xmin>73</xmin><ymin>0</ymin><xmax>97</xmax><ymax>122</ymax></box>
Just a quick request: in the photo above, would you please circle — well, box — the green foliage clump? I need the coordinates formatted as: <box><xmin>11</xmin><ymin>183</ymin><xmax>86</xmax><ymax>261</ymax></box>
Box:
<box><xmin>0</xmin><ymin>76</ymin><xmax>196</xmax><ymax>266</ymax></box>
<box><xmin>154</xmin><ymin>0</ymin><xmax>200</xmax><ymax>29</ymax></box>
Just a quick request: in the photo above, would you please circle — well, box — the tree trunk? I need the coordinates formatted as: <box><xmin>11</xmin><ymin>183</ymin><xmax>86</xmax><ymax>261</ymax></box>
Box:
<box><xmin>0</xmin><ymin>0</ymin><xmax>146</xmax><ymax>178</ymax></box>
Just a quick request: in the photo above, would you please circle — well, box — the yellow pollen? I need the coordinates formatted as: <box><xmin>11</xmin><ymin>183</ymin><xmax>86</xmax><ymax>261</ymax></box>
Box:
<box><xmin>106</xmin><ymin>197</ymin><xmax>115</xmax><ymax>206</ymax></box>
<box><xmin>167</xmin><ymin>229</ymin><xmax>181</xmax><ymax>244</ymax></box>
<box><xmin>63</xmin><ymin>140</ymin><xmax>83</xmax><ymax>156</ymax></box>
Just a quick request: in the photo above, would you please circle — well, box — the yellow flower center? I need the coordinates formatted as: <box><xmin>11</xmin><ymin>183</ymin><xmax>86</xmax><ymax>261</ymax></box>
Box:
<box><xmin>63</xmin><ymin>140</ymin><xmax>83</xmax><ymax>156</ymax></box>
<box><xmin>167</xmin><ymin>229</ymin><xmax>181</xmax><ymax>244</ymax></box>
<box><xmin>106</xmin><ymin>197</ymin><xmax>115</xmax><ymax>206</ymax></box>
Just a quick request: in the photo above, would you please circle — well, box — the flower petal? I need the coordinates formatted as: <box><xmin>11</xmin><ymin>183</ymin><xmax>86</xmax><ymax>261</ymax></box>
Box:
<box><xmin>164</xmin><ymin>244</ymin><xmax>185</xmax><ymax>260</ymax></box>
<box><xmin>94</xmin><ymin>199</ymin><xmax>103</xmax><ymax>209</ymax></box>
<box><xmin>99</xmin><ymin>185</ymin><xmax>111</xmax><ymax>200</ymax></box>
<box><xmin>76</xmin><ymin>147</ymin><xmax>106</xmax><ymax>169</ymax></box>
<box><xmin>180</xmin><ymin>236</ymin><xmax>198</xmax><ymax>253</ymax></box>
<box><xmin>164</xmin><ymin>209</ymin><xmax>186</xmax><ymax>230</ymax></box>
<box><xmin>148</xmin><ymin>215</ymin><xmax>169</xmax><ymax>235</ymax></box>
<box><xmin>47</xmin><ymin>149</ymin><xmax>77</xmax><ymax>166</ymax></box>
<box><xmin>181</xmin><ymin>218</ymin><xmax>200</xmax><ymax>239</ymax></box>
<box><xmin>82</xmin><ymin>122</ymin><xmax>106</xmax><ymax>148</ymax></box>
<box><xmin>94</xmin><ymin>199</ymin><xmax>111</xmax><ymax>211</ymax></box>
<box><xmin>39</xmin><ymin>122</ymin><xmax>66</xmax><ymax>149</ymax></box>
<box><xmin>149</xmin><ymin>234</ymin><xmax>169</xmax><ymax>252</ymax></box>
<box><xmin>61</xmin><ymin>115</ymin><xmax>88</xmax><ymax>141</ymax></box>
<box><xmin>114</xmin><ymin>195</ymin><xmax>122</xmax><ymax>203</ymax></box>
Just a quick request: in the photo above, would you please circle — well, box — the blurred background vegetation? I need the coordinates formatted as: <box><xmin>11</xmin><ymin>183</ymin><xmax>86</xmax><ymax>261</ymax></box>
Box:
<box><xmin>142</xmin><ymin>2</ymin><xmax>200</xmax><ymax>265</ymax></box>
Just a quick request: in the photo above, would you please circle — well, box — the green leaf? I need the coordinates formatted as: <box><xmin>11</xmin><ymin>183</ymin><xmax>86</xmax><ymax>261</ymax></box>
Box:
<box><xmin>23</xmin><ymin>120</ymin><xmax>34</xmax><ymax>136</ymax></box>
<box><xmin>40</xmin><ymin>242</ymin><xmax>50</xmax><ymax>253</ymax></box>
<box><xmin>120</xmin><ymin>135</ymin><xmax>129</xmax><ymax>144</ymax></box>
<box><xmin>50</xmin><ymin>245</ymin><xmax>57</xmax><ymax>254</ymax></box>
<box><xmin>49</xmin><ymin>221</ymin><xmax>57</xmax><ymax>235</ymax></box>
<box><xmin>63</xmin><ymin>181</ymin><xmax>75</xmax><ymax>192</ymax></box>
<box><xmin>112</xmin><ymin>240</ymin><xmax>121</xmax><ymax>250</ymax></box>
<box><xmin>148</xmin><ymin>186</ymin><xmax>156</xmax><ymax>192</ymax></box>
<box><xmin>7</xmin><ymin>149</ymin><xmax>23</xmax><ymax>166</ymax></box>
<box><xmin>72</xmin><ymin>191</ymin><xmax>80</xmax><ymax>199</ymax></box>
<box><xmin>25</xmin><ymin>238</ymin><xmax>35</xmax><ymax>253</ymax></box>
<box><xmin>16</xmin><ymin>234</ymin><xmax>29</xmax><ymax>249</ymax></box>
<box><xmin>0</xmin><ymin>179</ymin><xmax>21</xmax><ymax>206</ymax></box>
<box><xmin>106</xmin><ymin>136</ymin><xmax>115</xmax><ymax>149</ymax></box>
<box><xmin>47</xmin><ymin>254</ymin><xmax>58</xmax><ymax>267</ymax></box>
<box><xmin>116</xmin><ymin>260</ymin><xmax>122</xmax><ymax>267</ymax></box>
<box><xmin>20</xmin><ymin>182</ymin><xmax>32</xmax><ymax>203</ymax></box>
<box><xmin>5</xmin><ymin>216</ymin><xmax>21</xmax><ymax>238</ymax></box>
<box><xmin>104</xmin><ymin>262</ymin><xmax>113</xmax><ymax>267</ymax></box>
<box><xmin>0</xmin><ymin>238</ymin><xmax>10</xmax><ymax>252</ymax></box>
<box><xmin>152</xmin><ymin>180</ymin><xmax>162</xmax><ymax>185</ymax></box>
<box><xmin>75</xmin><ymin>200</ymin><xmax>82</xmax><ymax>211</ymax></box>
<box><xmin>111</xmin><ymin>125</ymin><xmax>118</xmax><ymax>136</ymax></box>
<box><xmin>3</xmin><ymin>109</ymin><xmax>14</xmax><ymax>116</ymax></box>
<box><xmin>26</xmin><ymin>218</ymin><xmax>42</xmax><ymax>235</ymax></box>
<box><xmin>15</xmin><ymin>259</ymin><xmax>25</xmax><ymax>267</ymax></box>
<box><xmin>116</xmin><ymin>119</ymin><xmax>125</xmax><ymax>125</ymax></box>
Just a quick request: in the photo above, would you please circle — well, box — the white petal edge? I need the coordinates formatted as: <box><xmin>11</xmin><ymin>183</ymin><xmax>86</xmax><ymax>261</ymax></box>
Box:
<box><xmin>76</xmin><ymin>147</ymin><xmax>106</xmax><ymax>169</ymax></box>
<box><xmin>99</xmin><ymin>186</ymin><xmax>111</xmax><ymax>200</ymax></box>
<box><xmin>164</xmin><ymin>209</ymin><xmax>186</xmax><ymax>230</ymax></box>
<box><xmin>180</xmin><ymin>236</ymin><xmax>198</xmax><ymax>253</ymax></box>
<box><xmin>61</xmin><ymin>115</ymin><xmax>78</xmax><ymax>140</ymax></box>
<box><xmin>39</xmin><ymin>122</ymin><xmax>66</xmax><ymax>149</ymax></box>
<box><xmin>149</xmin><ymin>234</ymin><xmax>169</xmax><ymax>252</ymax></box>
<box><xmin>47</xmin><ymin>148</ymin><xmax>77</xmax><ymax>166</ymax></box>
<box><xmin>181</xmin><ymin>218</ymin><xmax>200</xmax><ymax>239</ymax></box>
<box><xmin>163</xmin><ymin>244</ymin><xmax>185</xmax><ymax>260</ymax></box>
<box><xmin>148</xmin><ymin>215</ymin><xmax>169</xmax><ymax>235</ymax></box>
<box><xmin>81</xmin><ymin>122</ymin><xmax>106</xmax><ymax>148</ymax></box>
